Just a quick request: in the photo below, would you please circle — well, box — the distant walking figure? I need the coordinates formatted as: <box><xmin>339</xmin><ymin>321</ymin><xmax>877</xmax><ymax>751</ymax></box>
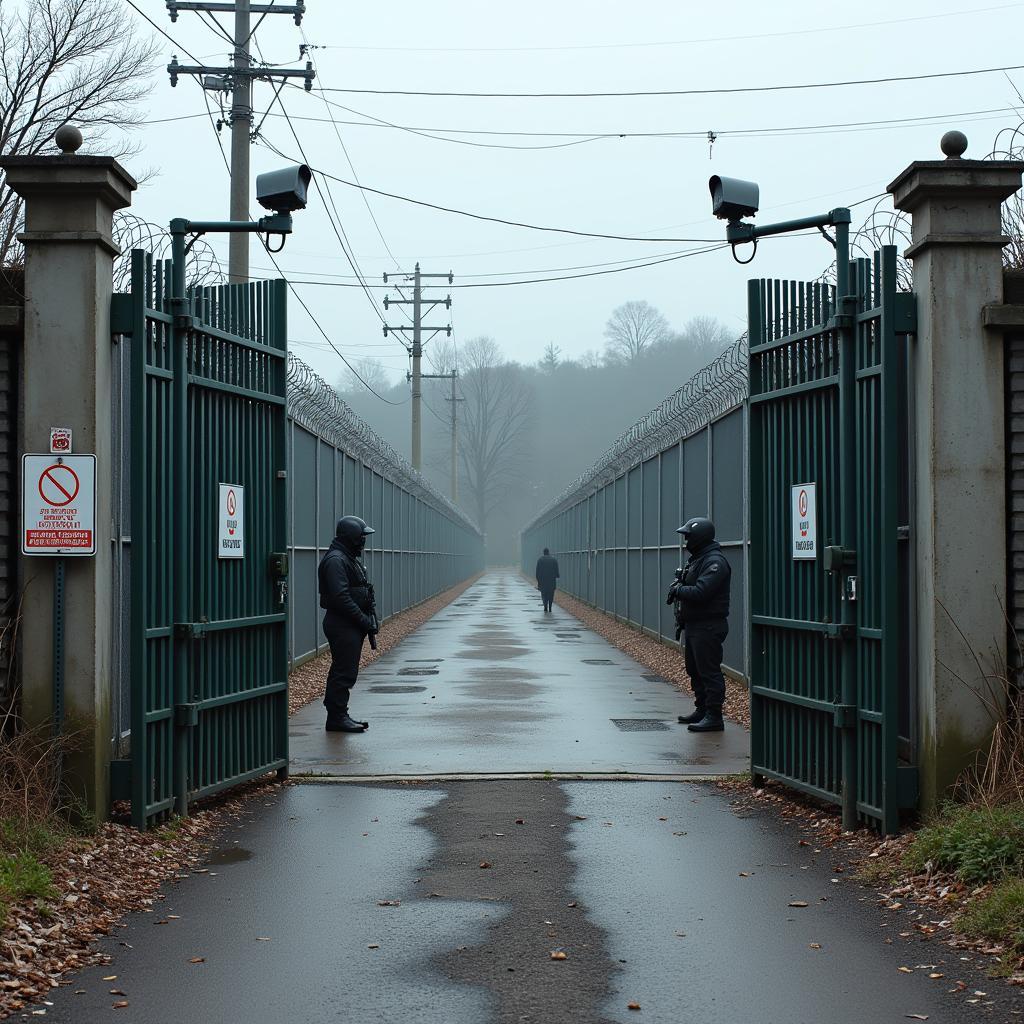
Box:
<box><xmin>535</xmin><ymin>548</ymin><xmax>560</xmax><ymax>613</ymax></box>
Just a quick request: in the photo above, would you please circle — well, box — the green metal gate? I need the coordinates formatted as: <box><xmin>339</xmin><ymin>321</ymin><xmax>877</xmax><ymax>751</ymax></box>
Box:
<box><xmin>112</xmin><ymin>251</ymin><xmax>289</xmax><ymax>828</ymax></box>
<box><xmin>748</xmin><ymin>245</ymin><xmax>915</xmax><ymax>833</ymax></box>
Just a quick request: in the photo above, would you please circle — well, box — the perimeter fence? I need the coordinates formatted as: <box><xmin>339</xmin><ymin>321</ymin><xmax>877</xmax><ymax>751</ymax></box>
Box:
<box><xmin>520</xmin><ymin>338</ymin><xmax>751</xmax><ymax>678</ymax></box>
<box><xmin>286</xmin><ymin>354</ymin><xmax>484</xmax><ymax>667</ymax></box>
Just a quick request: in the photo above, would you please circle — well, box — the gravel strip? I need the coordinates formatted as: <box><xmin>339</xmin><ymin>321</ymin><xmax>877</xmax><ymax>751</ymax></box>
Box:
<box><xmin>549</xmin><ymin>587</ymin><xmax>751</xmax><ymax>729</ymax></box>
<box><xmin>288</xmin><ymin>574</ymin><xmax>482</xmax><ymax>715</ymax></box>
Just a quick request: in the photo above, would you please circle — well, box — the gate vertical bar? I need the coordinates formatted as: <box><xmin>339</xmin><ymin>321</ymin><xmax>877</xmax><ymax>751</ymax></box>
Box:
<box><xmin>835</xmin><ymin>210</ymin><xmax>858</xmax><ymax>830</ymax></box>
<box><xmin>879</xmin><ymin>246</ymin><xmax>900</xmax><ymax>831</ymax></box>
<box><xmin>273</xmin><ymin>278</ymin><xmax>290</xmax><ymax>780</ymax></box>
<box><xmin>169</xmin><ymin>224</ymin><xmax>189</xmax><ymax>817</ymax></box>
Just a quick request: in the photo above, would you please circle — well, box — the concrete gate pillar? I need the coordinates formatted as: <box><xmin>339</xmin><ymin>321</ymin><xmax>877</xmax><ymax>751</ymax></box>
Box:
<box><xmin>1</xmin><ymin>133</ymin><xmax>136</xmax><ymax>816</ymax></box>
<box><xmin>889</xmin><ymin>133</ymin><xmax>1024</xmax><ymax>810</ymax></box>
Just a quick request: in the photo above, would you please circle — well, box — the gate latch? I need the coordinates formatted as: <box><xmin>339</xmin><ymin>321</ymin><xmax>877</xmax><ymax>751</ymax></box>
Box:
<box><xmin>845</xmin><ymin>576</ymin><xmax>858</xmax><ymax>602</ymax></box>
<box><xmin>822</xmin><ymin>546</ymin><xmax>856</xmax><ymax>574</ymax></box>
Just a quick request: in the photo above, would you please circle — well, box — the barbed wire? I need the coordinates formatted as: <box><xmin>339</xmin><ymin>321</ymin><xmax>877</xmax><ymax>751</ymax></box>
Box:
<box><xmin>286</xmin><ymin>352</ymin><xmax>481</xmax><ymax>536</ymax></box>
<box><xmin>522</xmin><ymin>335</ymin><xmax>749</xmax><ymax>530</ymax></box>
<box><xmin>112</xmin><ymin>212</ymin><xmax>225</xmax><ymax>292</ymax></box>
<box><xmin>986</xmin><ymin>118</ymin><xmax>1024</xmax><ymax>270</ymax></box>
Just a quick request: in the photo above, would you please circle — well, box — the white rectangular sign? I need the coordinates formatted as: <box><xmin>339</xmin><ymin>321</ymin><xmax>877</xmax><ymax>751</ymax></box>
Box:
<box><xmin>792</xmin><ymin>482</ymin><xmax>818</xmax><ymax>560</ymax></box>
<box><xmin>218</xmin><ymin>483</ymin><xmax>245</xmax><ymax>559</ymax></box>
<box><xmin>22</xmin><ymin>454</ymin><xmax>96</xmax><ymax>556</ymax></box>
<box><xmin>49</xmin><ymin>427</ymin><xmax>72</xmax><ymax>454</ymax></box>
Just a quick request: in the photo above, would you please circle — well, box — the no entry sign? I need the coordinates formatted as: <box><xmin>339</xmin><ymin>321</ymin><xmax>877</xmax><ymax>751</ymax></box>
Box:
<box><xmin>218</xmin><ymin>483</ymin><xmax>245</xmax><ymax>559</ymax></box>
<box><xmin>791</xmin><ymin>482</ymin><xmax>818</xmax><ymax>560</ymax></box>
<box><xmin>22</xmin><ymin>454</ymin><xmax>97</xmax><ymax>556</ymax></box>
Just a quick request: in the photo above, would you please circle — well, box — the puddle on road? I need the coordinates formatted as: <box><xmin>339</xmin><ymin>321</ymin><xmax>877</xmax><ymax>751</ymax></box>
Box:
<box><xmin>206</xmin><ymin>846</ymin><xmax>254</xmax><ymax>865</ymax></box>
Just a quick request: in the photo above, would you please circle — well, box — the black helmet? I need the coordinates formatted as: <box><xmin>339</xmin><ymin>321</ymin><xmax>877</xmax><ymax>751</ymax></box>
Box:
<box><xmin>677</xmin><ymin>517</ymin><xmax>715</xmax><ymax>553</ymax></box>
<box><xmin>336</xmin><ymin>515</ymin><xmax>375</xmax><ymax>549</ymax></box>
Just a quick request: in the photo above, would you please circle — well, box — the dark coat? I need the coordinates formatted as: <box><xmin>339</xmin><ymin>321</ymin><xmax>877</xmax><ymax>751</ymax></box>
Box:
<box><xmin>670</xmin><ymin>541</ymin><xmax>731</xmax><ymax>623</ymax></box>
<box><xmin>535</xmin><ymin>554</ymin><xmax>560</xmax><ymax>591</ymax></box>
<box><xmin>318</xmin><ymin>538</ymin><xmax>373</xmax><ymax>632</ymax></box>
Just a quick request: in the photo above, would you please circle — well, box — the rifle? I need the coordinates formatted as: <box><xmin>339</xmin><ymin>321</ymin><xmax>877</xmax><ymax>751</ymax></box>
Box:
<box><xmin>367</xmin><ymin>581</ymin><xmax>380</xmax><ymax>651</ymax></box>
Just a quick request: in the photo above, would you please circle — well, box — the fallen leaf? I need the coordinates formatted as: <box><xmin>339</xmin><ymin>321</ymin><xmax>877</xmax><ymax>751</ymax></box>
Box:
<box><xmin>515</xmin><ymin>819</ymin><xmax>525</xmax><ymax>825</ymax></box>
<box><xmin>898</xmin><ymin>967</ymin><xmax>914</xmax><ymax>974</ymax></box>
<box><xmin>658</xmin><ymin>817</ymin><xmax>668</xmax><ymax>822</ymax></box>
<box><xmin>479</xmin><ymin>861</ymin><xmax>492</xmax><ymax>869</ymax></box>
<box><xmin>567</xmin><ymin>902</ymin><xmax>578</xmax><ymax>908</ymax></box>
<box><xmin>377</xmin><ymin>900</ymin><xmax>401</xmax><ymax>907</ymax></box>
<box><xmin>788</xmin><ymin>901</ymin><xmax>809</xmax><ymax>908</ymax></box>
<box><xmin>628</xmin><ymin>1003</ymin><xmax>641</xmax><ymax>1011</ymax></box>
<box><xmin>809</xmin><ymin>943</ymin><xmax>821</xmax><ymax>950</ymax></box>
<box><xmin>189</xmin><ymin>957</ymin><xmax>205</xmax><ymax>964</ymax></box>
<box><xmin>103</xmin><ymin>976</ymin><xmax>117</xmax><ymax>982</ymax></box>
<box><xmin>368</xmin><ymin>944</ymin><xmax>380</xmax><ymax>950</ymax></box>
<box><xmin>109</xmin><ymin>989</ymin><xmax>126</xmax><ymax>996</ymax></box>
<box><xmin>928</xmin><ymin>973</ymin><xmax>943</xmax><ymax>979</ymax></box>
<box><xmin>905</xmin><ymin>1016</ymin><xmax>929</xmax><ymax>1021</ymax></box>
<box><xmin>112</xmin><ymin>1001</ymin><xmax>129</xmax><ymax>1010</ymax></box>
<box><xmin>739</xmin><ymin>872</ymin><xmax>751</xmax><ymax>878</ymax></box>
<box><xmin>256</xmin><ymin>936</ymin><xmax>271</xmax><ymax>941</ymax></box>
<box><xmin>550</xmin><ymin>950</ymin><xmax>568</xmax><ymax>960</ymax></box>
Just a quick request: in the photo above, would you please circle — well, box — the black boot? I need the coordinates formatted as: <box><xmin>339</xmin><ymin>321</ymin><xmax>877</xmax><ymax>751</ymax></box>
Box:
<box><xmin>326</xmin><ymin>714</ymin><xmax>367</xmax><ymax>733</ymax></box>
<box><xmin>687</xmin><ymin>710</ymin><xmax>724</xmax><ymax>733</ymax></box>
<box><xmin>677</xmin><ymin>707</ymin><xmax>705</xmax><ymax>725</ymax></box>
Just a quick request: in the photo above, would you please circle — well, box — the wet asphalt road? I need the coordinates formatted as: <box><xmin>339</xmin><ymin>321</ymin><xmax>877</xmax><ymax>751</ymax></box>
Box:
<box><xmin>26</xmin><ymin>573</ymin><xmax>1024</xmax><ymax>1022</ymax></box>
<box><xmin>289</xmin><ymin>571</ymin><xmax>748</xmax><ymax>778</ymax></box>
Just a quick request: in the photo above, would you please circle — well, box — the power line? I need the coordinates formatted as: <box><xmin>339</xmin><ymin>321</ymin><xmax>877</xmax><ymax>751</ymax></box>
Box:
<box><xmin>121</xmin><ymin>0</ymin><xmax>202</xmax><ymax>61</ymax></box>
<box><xmin>197</xmin><ymin>92</ymin><xmax>404</xmax><ymax>406</ymax></box>
<box><xmin>258</xmin><ymin>141</ymin><xmax>725</xmax><ymax>243</ymax></box>
<box><xmin>316</xmin><ymin>60</ymin><xmax>1024</xmax><ymax>99</ymax></box>
<box><xmin>308</xmin><ymin>3</ymin><xmax>1022</xmax><ymax>52</ymax></box>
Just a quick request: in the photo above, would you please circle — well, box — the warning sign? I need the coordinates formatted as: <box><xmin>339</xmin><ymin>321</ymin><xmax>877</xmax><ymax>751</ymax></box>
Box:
<box><xmin>22</xmin><ymin>454</ymin><xmax>96</xmax><ymax>556</ymax></box>
<box><xmin>218</xmin><ymin>483</ymin><xmax>245</xmax><ymax>559</ymax></box>
<box><xmin>49</xmin><ymin>427</ymin><xmax>72</xmax><ymax>454</ymax></box>
<box><xmin>792</xmin><ymin>482</ymin><xmax>817</xmax><ymax>560</ymax></box>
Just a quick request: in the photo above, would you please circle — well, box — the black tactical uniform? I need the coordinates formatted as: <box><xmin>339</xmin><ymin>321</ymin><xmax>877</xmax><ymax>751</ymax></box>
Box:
<box><xmin>535</xmin><ymin>549</ymin><xmax>560</xmax><ymax>612</ymax></box>
<box><xmin>667</xmin><ymin>517</ymin><xmax>731</xmax><ymax>733</ymax></box>
<box><xmin>318</xmin><ymin>516</ymin><xmax>377</xmax><ymax>733</ymax></box>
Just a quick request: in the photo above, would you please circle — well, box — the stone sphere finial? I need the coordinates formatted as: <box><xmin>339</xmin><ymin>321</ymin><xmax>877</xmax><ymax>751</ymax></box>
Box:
<box><xmin>940</xmin><ymin>130</ymin><xmax>968</xmax><ymax>160</ymax></box>
<box><xmin>54</xmin><ymin>124</ymin><xmax>83</xmax><ymax>154</ymax></box>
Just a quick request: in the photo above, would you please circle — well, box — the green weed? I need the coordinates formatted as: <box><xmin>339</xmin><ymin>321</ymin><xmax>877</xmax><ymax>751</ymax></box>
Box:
<box><xmin>960</xmin><ymin>877</ymin><xmax>1024</xmax><ymax>958</ymax></box>
<box><xmin>0</xmin><ymin>851</ymin><xmax>57</xmax><ymax>929</ymax></box>
<box><xmin>903</xmin><ymin>802</ymin><xmax>1024</xmax><ymax>883</ymax></box>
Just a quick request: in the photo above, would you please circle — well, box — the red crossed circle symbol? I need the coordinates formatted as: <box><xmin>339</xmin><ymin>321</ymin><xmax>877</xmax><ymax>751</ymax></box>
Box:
<box><xmin>226</xmin><ymin>489</ymin><xmax>236</xmax><ymax>517</ymax></box>
<box><xmin>39</xmin><ymin>464</ymin><xmax>79</xmax><ymax>507</ymax></box>
<box><xmin>798</xmin><ymin>489</ymin><xmax>808</xmax><ymax>517</ymax></box>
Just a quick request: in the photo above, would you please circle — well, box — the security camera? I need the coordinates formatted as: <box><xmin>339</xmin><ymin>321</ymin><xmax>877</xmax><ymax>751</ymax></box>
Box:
<box><xmin>709</xmin><ymin>175</ymin><xmax>759</xmax><ymax>221</ymax></box>
<box><xmin>256</xmin><ymin>164</ymin><xmax>312</xmax><ymax>215</ymax></box>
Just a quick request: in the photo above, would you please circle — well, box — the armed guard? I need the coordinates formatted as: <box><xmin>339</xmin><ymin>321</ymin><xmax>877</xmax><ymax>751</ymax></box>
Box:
<box><xmin>318</xmin><ymin>516</ymin><xmax>379</xmax><ymax>733</ymax></box>
<box><xmin>667</xmin><ymin>517</ymin><xmax>731</xmax><ymax>733</ymax></box>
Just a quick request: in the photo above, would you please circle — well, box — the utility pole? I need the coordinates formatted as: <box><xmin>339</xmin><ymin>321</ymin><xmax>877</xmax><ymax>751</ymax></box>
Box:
<box><xmin>165</xmin><ymin>1</ymin><xmax>314</xmax><ymax>283</ymax></box>
<box><xmin>383</xmin><ymin>264</ymin><xmax>453</xmax><ymax>472</ymax></box>
<box><xmin>445</xmin><ymin>372</ymin><xmax>464</xmax><ymax>503</ymax></box>
<box><xmin>229</xmin><ymin>0</ymin><xmax>251</xmax><ymax>282</ymax></box>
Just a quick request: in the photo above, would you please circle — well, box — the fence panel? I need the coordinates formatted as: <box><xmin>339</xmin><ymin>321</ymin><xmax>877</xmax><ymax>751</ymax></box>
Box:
<box><xmin>521</xmin><ymin>340</ymin><xmax>750</xmax><ymax>678</ymax></box>
<box><xmin>286</xmin><ymin>357</ymin><xmax>484</xmax><ymax>668</ymax></box>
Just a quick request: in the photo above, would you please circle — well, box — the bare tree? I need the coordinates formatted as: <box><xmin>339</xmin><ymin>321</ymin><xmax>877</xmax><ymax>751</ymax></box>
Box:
<box><xmin>0</xmin><ymin>0</ymin><xmax>156</xmax><ymax>266</ymax></box>
<box><xmin>426</xmin><ymin>338</ymin><xmax>458</xmax><ymax>376</ymax></box>
<box><xmin>340</xmin><ymin>357</ymin><xmax>391</xmax><ymax>396</ymax></box>
<box><xmin>458</xmin><ymin>336</ymin><xmax>533</xmax><ymax>534</ymax></box>
<box><xmin>603</xmin><ymin>300</ymin><xmax>670</xmax><ymax>363</ymax></box>
<box><xmin>539</xmin><ymin>341</ymin><xmax>561</xmax><ymax>373</ymax></box>
<box><xmin>681</xmin><ymin>315</ymin><xmax>733</xmax><ymax>358</ymax></box>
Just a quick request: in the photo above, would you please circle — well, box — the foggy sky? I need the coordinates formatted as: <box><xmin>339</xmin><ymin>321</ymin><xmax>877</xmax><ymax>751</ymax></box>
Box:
<box><xmin>100</xmin><ymin>1</ymin><xmax>1024</xmax><ymax>385</ymax></box>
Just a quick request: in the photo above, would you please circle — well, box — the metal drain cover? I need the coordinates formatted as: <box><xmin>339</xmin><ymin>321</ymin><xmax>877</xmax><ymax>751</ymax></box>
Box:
<box><xmin>398</xmin><ymin>667</ymin><xmax>439</xmax><ymax>676</ymax></box>
<box><xmin>368</xmin><ymin>685</ymin><xmax>427</xmax><ymax>693</ymax></box>
<box><xmin>582</xmin><ymin>659</ymin><xmax>614</xmax><ymax>665</ymax></box>
<box><xmin>610</xmin><ymin>719</ymin><xmax>671</xmax><ymax>732</ymax></box>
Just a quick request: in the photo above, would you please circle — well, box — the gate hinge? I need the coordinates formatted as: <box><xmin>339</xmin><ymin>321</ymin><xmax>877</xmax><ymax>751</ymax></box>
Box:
<box><xmin>823</xmin><ymin>622</ymin><xmax>855</xmax><ymax>641</ymax></box>
<box><xmin>894</xmin><ymin>292</ymin><xmax>917</xmax><ymax>334</ymax></box>
<box><xmin>175</xmin><ymin>703</ymin><xmax>200</xmax><ymax>728</ymax></box>
<box><xmin>110</xmin><ymin>294</ymin><xmax>135</xmax><ymax>336</ymax></box>
<box><xmin>833</xmin><ymin>703</ymin><xmax>856</xmax><ymax>729</ymax></box>
<box><xmin>174</xmin><ymin>621</ymin><xmax>208</xmax><ymax>641</ymax></box>
<box><xmin>829</xmin><ymin>313</ymin><xmax>854</xmax><ymax>330</ymax></box>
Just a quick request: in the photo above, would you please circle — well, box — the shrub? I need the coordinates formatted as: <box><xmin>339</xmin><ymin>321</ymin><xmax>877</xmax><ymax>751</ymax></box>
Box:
<box><xmin>960</xmin><ymin>877</ymin><xmax>1024</xmax><ymax>956</ymax></box>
